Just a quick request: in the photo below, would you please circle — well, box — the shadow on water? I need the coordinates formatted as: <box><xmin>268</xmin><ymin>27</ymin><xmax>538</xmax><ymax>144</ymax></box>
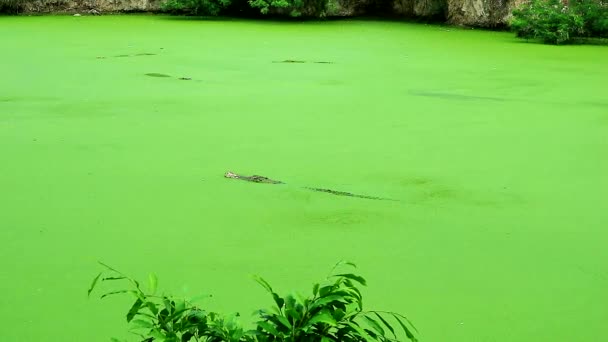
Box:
<box><xmin>145</xmin><ymin>73</ymin><xmax>172</xmax><ymax>77</ymax></box>
<box><xmin>409</xmin><ymin>90</ymin><xmax>507</xmax><ymax>102</ymax></box>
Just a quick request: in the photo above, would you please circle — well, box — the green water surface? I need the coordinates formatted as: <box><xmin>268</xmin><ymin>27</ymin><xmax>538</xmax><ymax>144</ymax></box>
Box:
<box><xmin>1</xmin><ymin>15</ymin><xmax>607</xmax><ymax>342</ymax></box>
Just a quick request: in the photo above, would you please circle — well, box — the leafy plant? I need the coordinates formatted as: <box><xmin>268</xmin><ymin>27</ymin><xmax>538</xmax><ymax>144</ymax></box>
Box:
<box><xmin>161</xmin><ymin>0</ymin><xmax>232</xmax><ymax>16</ymax></box>
<box><xmin>511</xmin><ymin>0</ymin><xmax>608</xmax><ymax>44</ymax></box>
<box><xmin>89</xmin><ymin>261</ymin><xmax>419</xmax><ymax>342</ymax></box>
<box><xmin>573</xmin><ymin>0</ymin><xmax>608</xmax><ymax>37</ymax></box>
<box><xmin>252</xmin><ymin>262</ymin><xmax>418</xmax><ymax>342</ymax></box>
<box><xmin>247</xmin><ymin>0</ymin><xmax>330</xmax><ymax>17</ymax></box>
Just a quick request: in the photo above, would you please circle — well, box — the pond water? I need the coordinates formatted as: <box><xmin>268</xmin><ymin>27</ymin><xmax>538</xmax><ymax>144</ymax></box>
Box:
<box><xmin>0</xmin><ymin>15</ymin><xmax>607</xmax><ymax>342</ymax></box>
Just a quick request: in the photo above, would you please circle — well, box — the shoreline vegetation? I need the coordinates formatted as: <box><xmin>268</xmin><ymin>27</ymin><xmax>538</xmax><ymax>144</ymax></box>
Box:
<box><xmin>2</xmin><ymin>0</ymin><xmax>607</xmax><ymax>45</ymax></box>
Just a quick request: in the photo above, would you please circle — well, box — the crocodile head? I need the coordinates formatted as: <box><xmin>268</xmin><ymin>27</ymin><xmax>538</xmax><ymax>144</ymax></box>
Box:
<box><xmin>224</xmin><ymin>171</ymin><xmax>239</xmax><ymax>179</ymax></box>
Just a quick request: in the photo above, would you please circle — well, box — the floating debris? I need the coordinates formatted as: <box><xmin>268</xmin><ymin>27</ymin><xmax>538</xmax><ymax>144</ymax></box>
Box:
<box><xmin>273</xmin><ymin>60</ymin><xmax>334</xmax><ymax>64</ymax></box>
<box><xmin>145</xmin><ymin>73</ymin><xmax>171</xmax><ymax>78</ymax></box>
<box><xmin>304</xmin><ymin>187</ymin><xmax>396</xmax><ymax>201</ymax></box>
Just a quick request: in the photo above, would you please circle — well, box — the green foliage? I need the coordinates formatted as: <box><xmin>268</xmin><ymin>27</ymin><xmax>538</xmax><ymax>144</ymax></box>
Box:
<box><xmin>162</xmin><ymin>0</ymin><xmax>232</xmax><ymax>16</ymax></box>
<box><xmin>511</xmin><ymin>0</ymin><xmax>608</xmax><ymax>44</ymax></box>
<box><xmin>89</xmin><ymin>261</ymin><xmax>419</xmax><ymax>342</ymax></box>
<box><xmin>160</xmin><ymin>0</ymin><xmax>332</xmax><ymax>17</ymax></box>
<box><xmin>247</xmin><ymin>0</ymin><xmax>330</xmax><ymax>17</ymax></box>
<box><xmin>511</xmin><ymin>0</ymin><xmax>584</xmax><ymax>44</ymax></box>
<box><xmin>248</xmin><ymin>0</ymin><xmax>291</xmax><ymax>15</ymax></box>
<box><xmin>574</xmin><ymin>0</ymin><xmax>608</xmax><ymax>37</ymax></box>
<box><xmin>0</xmin><ymin>0</ymin><xmax>31</xmax><ymax>13</ymax></box>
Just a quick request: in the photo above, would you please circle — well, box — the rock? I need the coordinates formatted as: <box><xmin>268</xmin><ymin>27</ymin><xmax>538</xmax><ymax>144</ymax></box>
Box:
<box><xmin>413</xmin><ymin>0</ymin><xmax>446</xmax><ymax>18</ymax></box>
<box><xmin>446</xmin><ymin>0</ymin><xmax>522</xmax><ymax>27</ymax></box>
<box><xmin>24</xmin><ymin>0</ymin><xmax>164</xmax><ymax>14</ymax></box>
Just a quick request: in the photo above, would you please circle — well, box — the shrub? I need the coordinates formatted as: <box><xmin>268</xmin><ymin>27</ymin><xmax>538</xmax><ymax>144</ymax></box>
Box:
<box><xmin>511</xmin><ymin>0</ymin><xmax>584</xmax><ymax>44</ymax></box>
<box><xmin>247</xmin><ymin>0</ymin><xmax>331</xmax><ymax>17</ymax></box>
<box><xmin>162</xmin><ymin>0</ymin><xmax>232</xmax><ymax>15</ymax></box>
<box><xmin>511</xmin><ymin>0</ymin><xmax>608</xmax><ymax>44</ymax></box>
<box><xmin>160</xmin><ymin>0</ymin><xmax>332</xmax><ymax>17</ymax></box>
<box><xmin>89</xmin><ymin>261</ymin><xmax>419</xmax><ymax>342</ymax></box>
<box><xmin>573</xmin><ymin>0</ymin><xmax>608</xmax><ymax>37</ymax></box>
<box><xmin>0</xmin><ymin>0</ymin><xmax>30</xmax><ymax>13</ymax></box>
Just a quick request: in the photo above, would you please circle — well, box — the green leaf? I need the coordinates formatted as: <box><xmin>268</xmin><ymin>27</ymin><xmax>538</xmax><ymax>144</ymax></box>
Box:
<box><xmin>126</xmin><ymin>298</ymin><xmax>143</xmax><ymax>322</ymax></box>
<box><xmin>392</xmin><ymin>313</ymin><xmax>418</xmax><ymax>342</ymax></box>
<box><xmin>98</xmin><ymin>261</ymin><xmax>123</xmax><ymax>275</ymax></box>
<box><xmin>148</xmin><ymin>273</ymin><xmax>158</xmax><ymax>294</ymax></box>
<box><xmin>130</xmin><ymin>319</ymin><xmax>154</xmax><ymax>329</ymax></box>
<box><xmin>257</xmin><ymin>321</ymin><xmax>281</xmax><ymax>336</ymax></box>
<box><xmin>318</xmin><ymin>284</ymin><xmax>335</xmax><ymax>297</ymax></box>
<box><xmin>346</xmin><ymin>321</ymin><xmax>374</xmax><ymax>342</ymax></box>
<box><xmin>163</xmin><ymin>298</ymin><xmax>173</xmax><ymax>314</ymax></box>
<box><xmin>272</xmin><ymin>293</ymin><xmax>285</xmax><ymax>310</ymax></box>
<box><xmin>331</xmin><ymin>273</ymin><xmax>367</xmax><ymax>286</ymax></box>
<box><xmin>103</xmin><ymin>277</ymin><xmax>127</xmax><ymax>281</ymax></box>
<box><xmin>392</xmin><ymin>312</ymin><xmax>419</xmax><ymax>333</ymax></box>
<box><xmin>88</xmin><ymin>272</ymin><xmax>102</xmax><ymax>297</ymax></box>
<box><xmin>310</xmin><ymin>294</ymin><xmax>349</xmax><ymax>309</ymax></box>
<box><xmin>189</xmin><ymin>293</ymin><xmax>212</xmax><ymax>304</ymax></box>
<box><xmin>362</xmin><ymin>315</ymin><xmax>385</xmax><ymax>336</ymax></box>
<box><xmin>253</xmin><ymin>275</ymin><xmax>274</xmax><ymax>294</ymax></box>
<box><xmin>275</xmin><ymin>315</ymin><xmax>292</xmax><ymax>329</ymax></box>
<box><xmin>100</xmin><ymin>290</ymin><xmax>133</xmax><ymax>299</ymax></box>
<box><xmin>145</xmin><ymin>301</ymin><xmax>159</xmax><ymax>316</ymax></box>
<box><xmin>306</xmin><ymin>309</ymin><xmax>337</xmax><ymax>327</ymax></box>
<box><xmin>175</xmin><ymin>298</ymin><xmax>186</xmax><ymax>313</ymax></box>
<box><xmin>372</xmin><ymin>312</ymin><xmax>395</xmax><ymax>338</ymax></box>
<box><xmin>150</xmin><ymin>328</ymin><xmax>165</xmax><ymax>339</ymax></box>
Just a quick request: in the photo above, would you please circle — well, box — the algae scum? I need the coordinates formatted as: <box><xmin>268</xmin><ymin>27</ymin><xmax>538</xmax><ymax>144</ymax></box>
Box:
<box><xmin>1</xmin><ymin>15</ymin><xmax>607</xmax><ymax>342</ymax></box>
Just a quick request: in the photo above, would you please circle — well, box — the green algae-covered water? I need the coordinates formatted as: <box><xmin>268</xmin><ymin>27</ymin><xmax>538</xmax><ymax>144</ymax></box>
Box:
<box><xmin>1</xmin><ymin>15</ymin><xmax>607</xmax><ymax>342</ymax></box>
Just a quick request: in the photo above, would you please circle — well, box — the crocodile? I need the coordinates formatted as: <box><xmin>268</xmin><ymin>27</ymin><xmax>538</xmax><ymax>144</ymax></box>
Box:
<box><xmin>224</xmin><ymin>171</ymin><xmax>284</xmax><ymax>184</ymax></box>
<box><xmin>224</xmin><ymin>171</ymin><xmax>396</xmax><ymax>201</ymax></box>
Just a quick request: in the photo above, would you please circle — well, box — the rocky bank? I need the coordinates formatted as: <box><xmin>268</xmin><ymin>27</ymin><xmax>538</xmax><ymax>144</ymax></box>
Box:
<box><xmin>20</xmin><ymin>0</ymin><xmax>524</xmax><ymax>27</ymax></box>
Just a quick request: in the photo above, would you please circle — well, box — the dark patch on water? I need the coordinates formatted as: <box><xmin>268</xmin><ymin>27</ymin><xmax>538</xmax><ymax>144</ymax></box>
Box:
<box><xmin>108</xmin><ymin>53</ymin><xmax>157</xmax><ymax>58</ymax></box>
<box><xmin>582</xmin><ymin>100</ymin><xmax>608</xmax><ymax>108</ymax></box>
<box><xmin>409</xmin><ymin>90</ymin><xmax>506</xmax><ymax>102</ymax></box>
<box><xmin>273</xmin><ymin>60</ymin><xmax>306</xmax><ymax>63</ymax></box>
<box><xmin>145</xmin><ymin>73</ymin><xmax>171</xmax><ymax>78</ymax></box>
<box><xmin>273</xmin><ymin>60</ymin><xmax>334</xmax><ymax>64</ymax></box>
<box><xmin>400</xmin><ymin>177</ymin><xmax>432</xmax><ymax>186</ymax></box>
<box><xmin>308</xmin><ymin>210</ymin><xmax>371</xmax><ymax>225</ymax></box>
<box><xmin>320</xmin><ymin>80</ymin><xmax>344</xmax><ymax>86</ymax></box>
<box><xmin>305</xmin><ymin>187</ymin><xmax>398</xmax><ymax>201</ymax></box>
<box><xmin>178</xmin><ymin>77</ymin><xmax>192</xmax><ymax>81</ymax></box>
